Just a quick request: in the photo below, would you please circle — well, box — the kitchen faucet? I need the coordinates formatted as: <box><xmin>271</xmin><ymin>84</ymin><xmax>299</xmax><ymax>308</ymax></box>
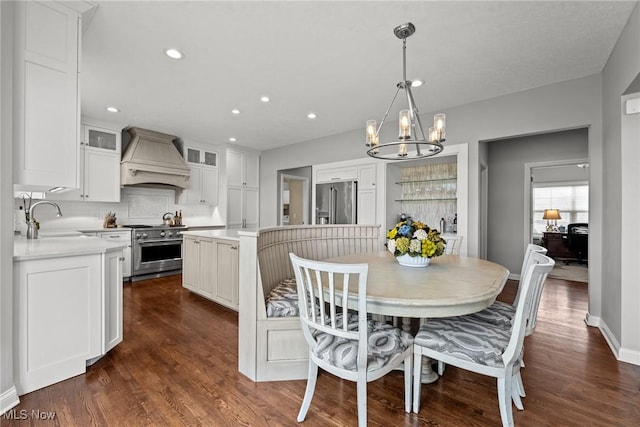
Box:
<box><xmin>27</xmin><ymin>201</ymin><xmax>63</xmax><ymax>239</ymax></box>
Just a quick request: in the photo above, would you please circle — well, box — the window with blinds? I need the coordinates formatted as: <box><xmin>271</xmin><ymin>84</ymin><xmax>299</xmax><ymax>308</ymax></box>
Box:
<box><xmin>533</xmin><ymin>184</ymin><xmax>589</xmax><ymax>234</ymax></box>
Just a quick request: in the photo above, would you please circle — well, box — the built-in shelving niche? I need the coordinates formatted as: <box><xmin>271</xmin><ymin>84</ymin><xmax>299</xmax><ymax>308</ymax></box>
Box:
<box><xmin>386</xmin><ymin>156</ymin><xmax>457</xmax><ymax>233</ymax></box>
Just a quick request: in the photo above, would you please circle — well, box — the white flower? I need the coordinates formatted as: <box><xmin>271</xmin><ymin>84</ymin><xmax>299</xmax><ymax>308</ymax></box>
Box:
<box><xmin>413</xmin><ymin>229</ymin><xmax>428</xmax><ymax>241</ymax></box>
<box><xmin>387</xmin><ymin>239</ymin><xmax>396</xmax><ymax>253</ymax></box>
<box><xmin>409</xmin><ymin>239</ymin><xmax>422</xmax><ymax>254</ymax></box>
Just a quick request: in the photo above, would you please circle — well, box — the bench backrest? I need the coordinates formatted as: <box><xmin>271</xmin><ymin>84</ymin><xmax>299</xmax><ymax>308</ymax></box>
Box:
<box><xmin>256</xmin><ymin>225</ymin><xmax>381</xmax><ymax>298</ymax></box>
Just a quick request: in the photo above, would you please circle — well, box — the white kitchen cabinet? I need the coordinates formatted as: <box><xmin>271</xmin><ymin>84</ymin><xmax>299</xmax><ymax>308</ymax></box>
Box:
<box><xmin>51</xmin><ymin>124</ymin><xmax>121</xmax><ymax>202</ymax></box>
<box><xmin>179</xmin><ymin>146</ymin><xmax>219</xmax><ymax>205</ymax></box>
<box><xmin>215</xmin><ymin>239</ymin><xmax>239</xmax><ymax>308</ymax></box>
<box><xmin>13</xmin><ymin>245</ymin><xmax>123</xmax><ymax>395</ymax></box>
<box><xmin>102</xmin><ymin>248</ymin><xmax>123</xmax><ymax>353</ymax></box>
<box><xmin>358</xmin><ymin>164</ymin><xmax>377</xmax><ymax>190</ymax></box>
<box><xmin>227</xmin><ymin>186</ymin><xmax>259</xmax><ymax>228</ymax></box>
<box><xmin>357</xmin><ymin>189</ymin><xmax>377</xmax><ymax>225</ymax></box>
<box><xmin>315</xmin><ymin>165</ymin><xmax>358</xmax><ymax>184</ymax></box>
<box><xmin>357</xmin><ymin>164</ymin><xmax>377</xmax><ymax>224</ymax></box>
<box><xmin>227</xmin><ymin>149</ymin><xmax>259</xmax><ymax>188</ymax></box>
<box><xmin>182</xmin><ymin>235</ymin><xmax>239</xmax><ymax>311</ymax></box>
<box><xmin>180</xmin><ymin>164</ymin><xmax>219</xmax><ymax>205</ymax></box>
<box><xmin>185</xmin><ymin>146</ymin><xmax>218</xmax><ymax>168</ymax></box>
<box><xmin>182</xmin><ymin>235</ymin><xmax>215</xmax><ymax>299</ymax></box>
<box><xmin>226</xmin><ymin>149</ymin><xmax>259</xmax><ymax>228</ymax></box>
<box><xmin>177</xmin><ymin>146</ymin><xmax>219</xmax><ymax>206</ymax></box>
<box><xmin>97</xmin><ymin>230</ymin><xmax>132</xmax><ymax>279</ymax></box>
<box><xmin>13</xmin><ymin>1</ymin><xmax>86</xmax><ymax>191</ymax></box>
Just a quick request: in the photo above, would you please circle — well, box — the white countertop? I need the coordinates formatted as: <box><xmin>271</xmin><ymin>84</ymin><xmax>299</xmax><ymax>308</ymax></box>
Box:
<box><xmin>181</xmin><ymin>228</ymin><xmax>258</xmax><ymax>241</ymax></box>
<box><xmin>14</xmin><ymin>236</ymin><xmax>128</xmax><ymax>261</ymax></box>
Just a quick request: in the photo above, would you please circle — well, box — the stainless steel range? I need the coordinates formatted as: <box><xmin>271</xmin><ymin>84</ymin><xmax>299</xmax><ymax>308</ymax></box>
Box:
<box><xmin>125</xmin><ymin>224</ymin><xmax>187</xmax><ymax>281</ymax></box>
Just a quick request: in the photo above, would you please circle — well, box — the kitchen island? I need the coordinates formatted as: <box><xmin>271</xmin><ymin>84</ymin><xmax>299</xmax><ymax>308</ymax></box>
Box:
<box><xmin>181</xmin><ymin>229</ymin><xmax>257</xmax><ymax>310</ymax></box>
<box><xmin>13</xmin><ymin>236</ymin><xmax>126</xmax><ymax>395</ymax></box>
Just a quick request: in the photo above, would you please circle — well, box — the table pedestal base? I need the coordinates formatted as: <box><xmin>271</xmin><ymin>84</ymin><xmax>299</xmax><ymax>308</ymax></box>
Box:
<box><xmin>421</xmin><ymin>358</ymin><xmax>440</xmax><ymax>383</ymax></box>
<box><xmin>401</xmin><ymin>317</ymin><xmax>439</xmax><ymax>383</ymax></box>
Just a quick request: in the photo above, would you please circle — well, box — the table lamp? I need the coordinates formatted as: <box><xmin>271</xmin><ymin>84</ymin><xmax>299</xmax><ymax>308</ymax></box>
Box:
<box><xmin>543</xmin><ymin>209</ymin><xmax>561</xmax><ymax>231</ymax></box>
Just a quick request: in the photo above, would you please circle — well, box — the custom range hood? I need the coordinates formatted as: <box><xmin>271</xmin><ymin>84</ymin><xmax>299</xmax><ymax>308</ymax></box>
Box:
<box><xmin>121</xmin><ymin>127</ymin><xmax>190</xmax><ymax>189</ymax></box>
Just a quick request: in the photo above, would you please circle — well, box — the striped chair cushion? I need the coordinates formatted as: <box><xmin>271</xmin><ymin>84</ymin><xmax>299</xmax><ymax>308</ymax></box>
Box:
<box><xmin>466</xmin><ymin>300</ymin><xmax>515</xmax><ymax>328</ymax></box>
<box><xmin>265</xmin><ymin>278</ymin><xmax>299</xmax><ymax>318</ymax></box>
<box><xmin>311</xmin><ymin>314</ymin><xmax>413</xmax><ymax>372</ymax></box>
<box><xmin>415</xmin><ymin>316</ymin><xmax>518</xmax><ymax>368</ymax></box>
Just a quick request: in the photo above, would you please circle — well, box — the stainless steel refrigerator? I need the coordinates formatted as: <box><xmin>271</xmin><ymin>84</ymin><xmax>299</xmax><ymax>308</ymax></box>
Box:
<box><xmin>315</xmin><ymin>181</ymin><xmax>357</xmax><ymax>224</ymax></box>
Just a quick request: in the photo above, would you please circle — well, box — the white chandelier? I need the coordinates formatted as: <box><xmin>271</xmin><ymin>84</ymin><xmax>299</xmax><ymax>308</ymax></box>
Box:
<box><xmin>365</xmin><ymin>23</ymin><xmax>446</xmax><ymax>160</ymax></box>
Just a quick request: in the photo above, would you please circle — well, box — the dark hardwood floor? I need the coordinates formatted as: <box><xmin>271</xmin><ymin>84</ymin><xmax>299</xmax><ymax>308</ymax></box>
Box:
<box><xmin>3</xmin><ymin>275</ymin><xmax>639</xmax><ymax>426</ymax></box>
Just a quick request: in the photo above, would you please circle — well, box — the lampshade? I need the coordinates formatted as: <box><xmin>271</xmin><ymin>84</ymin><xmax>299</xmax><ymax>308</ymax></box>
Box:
<box><xmin>542</xmin><ymin>209</ymin><xmax>562</xmax><ymax>220</ymax></box>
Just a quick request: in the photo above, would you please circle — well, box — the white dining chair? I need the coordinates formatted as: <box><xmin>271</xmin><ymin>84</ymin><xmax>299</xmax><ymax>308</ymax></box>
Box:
<box><xmin>443</xmin><ymin>235</ymin><xmax>463</xmax><ymax>255</ymax></box>
<box><xmin>412</xmin><ymin>252</ymin><xmax>554</xmax><ymax>427</ymax></box>
<box><xmin>289</xmin><ymin>253</ymin><xmax>414</xmax><ymax>427</ymax></box>
<box><xmin>436</xmin><ymin>243</ymin><xmax>548</xmax><ymax>408</ymax></box>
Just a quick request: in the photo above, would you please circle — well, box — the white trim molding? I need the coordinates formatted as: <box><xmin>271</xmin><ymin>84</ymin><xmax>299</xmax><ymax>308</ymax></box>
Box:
<box><xmin>0</xmin><ymin>386</ymin><xmax>19</xmax><ymax>416</ymax></box>
<box><xmin>618</xmin><ymin>347</ymin><xmax>640</xmax><ymax>366</ymax></box>
<box><xmin>589</xmin><ymin>316</ymin><xmax>639</xmax><ymax>365</ymax></box>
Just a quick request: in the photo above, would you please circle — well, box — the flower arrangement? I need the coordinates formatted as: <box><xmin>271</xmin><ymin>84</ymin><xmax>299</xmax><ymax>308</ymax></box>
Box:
<box><xmin>386</xmin><ymin>219</ymin><xmax>446</xmax><ymax>258</ymax></box>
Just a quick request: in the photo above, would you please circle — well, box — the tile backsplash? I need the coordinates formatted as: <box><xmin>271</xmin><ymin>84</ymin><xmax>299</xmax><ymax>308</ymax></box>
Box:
<box><xmin>14</xmin><ymin>186</ymin><xmax>224</xmax><ymax>233</ymax></box>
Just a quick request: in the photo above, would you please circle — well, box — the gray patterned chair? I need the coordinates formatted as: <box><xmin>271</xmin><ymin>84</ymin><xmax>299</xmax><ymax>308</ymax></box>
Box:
<box><xmin>290</xmin><ymin>253</ymin><xmax>413</xmax><ymax>427</ymax></box>
<box><xmin>435</xmin><ymin>243</ymin><xmax>548</xmax><ymax>409</ymax></box>
<box><xmin>412</xmin><ymin>252</ymin><xmax>555</xmax><ymax>427</ymax></box>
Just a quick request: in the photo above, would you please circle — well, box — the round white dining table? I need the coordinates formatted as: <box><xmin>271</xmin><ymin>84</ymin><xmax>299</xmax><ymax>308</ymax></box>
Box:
<box><xmin>323</xmin><ymin>251</ymin><xmax>510</xmax><ymax>383</ymax></box>
<box><xmin>323</xmin><ymin>251</ymin><xmax>510</xmax><ymax>319</ymax></box>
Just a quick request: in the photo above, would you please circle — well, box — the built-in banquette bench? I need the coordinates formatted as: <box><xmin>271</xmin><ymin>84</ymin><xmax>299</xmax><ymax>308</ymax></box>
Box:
<box><xmin>237</xmin><ymin>225</ymin><xmax>381</xmax><ymax>382</ymax></box>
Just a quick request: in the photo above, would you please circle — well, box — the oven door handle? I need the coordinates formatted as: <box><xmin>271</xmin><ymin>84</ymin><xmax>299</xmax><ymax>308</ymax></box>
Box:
<box><xmin>138</xmin><ymin>239</ymin><xmax>183</xmax><ymax>246</ymax></box>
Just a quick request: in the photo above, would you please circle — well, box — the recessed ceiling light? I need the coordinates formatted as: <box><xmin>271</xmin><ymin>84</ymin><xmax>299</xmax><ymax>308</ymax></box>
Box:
<box><xmin>576</xmin><ymin>163</ymin><xmax>590</xmax><ymax>168</ymax></box>
<box><xmin>229</xmin><ymin>137</ymin><xmax>237</xmax><ymax>142</ymax></box>
<box><xmin>232</xmin><ymin>109</ymin><xmax>240</xmax><ymax>115</ymax></box>
<box><xmin>105</xmin><ymin>106</ymin><xmax>119</xmax><ymax>113</ymax></box>
<box><xmin>307</xmin><ymin>113</ymin><xmax>317</xmax><ymax>119</ymax></box>
<box><xmin>411</xmin><ymin>80</ymin><xmax>424</xmax><ymax>87</ymax></box>
<box><xmin>165</xmin><ymin>48</ymin><xmax>184</xmax><ymax>60</ymax></box>
<box><xmin>260</xmin><ymin>96</ymin><xmax>270</xmax><ymax>103</ymax></box>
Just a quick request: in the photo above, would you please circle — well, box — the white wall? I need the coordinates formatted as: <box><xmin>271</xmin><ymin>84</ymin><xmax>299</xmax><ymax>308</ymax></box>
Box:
<box><xmin>602</xmin><ymin>1</ymin><xmax>640</xmax><ymax>363</ymax></box>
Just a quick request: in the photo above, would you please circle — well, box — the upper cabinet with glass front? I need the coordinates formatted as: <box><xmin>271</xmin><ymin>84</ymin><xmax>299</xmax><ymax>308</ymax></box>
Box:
<box><xmin>178</xmin><ymin>145</ymin><xmax>219</xmax><ymax>205</ymax></box>
<box><xmin>85</xmin><ymin>126</ymin><xmax>121</xmax><ymax>152</ymax></box>
<box><xmin>51</xmin><ymin>123</ymin><xmax>122</xmax><ymax>202</ymax></box>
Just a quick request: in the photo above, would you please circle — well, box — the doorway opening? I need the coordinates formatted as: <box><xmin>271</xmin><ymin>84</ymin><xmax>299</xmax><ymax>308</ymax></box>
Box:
<box><xmin>525</xmin><ymin>160</ymin><xmax>589</xmax><ymax>283</ymax></box>
<box><xmin>279</xmin><ymin>173</ymin><xmax>310</xmax><ymax>226</ymax></box>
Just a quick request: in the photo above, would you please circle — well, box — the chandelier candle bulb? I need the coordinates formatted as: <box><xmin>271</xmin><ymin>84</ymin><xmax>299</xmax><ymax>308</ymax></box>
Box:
<box><xmin>434</xmin><ymin>113</ymin><xmax>446</xmax><ymax>141</ymax></box>
<box><xmin>399</xmin><ymin>143</ymin><xmax>407</xmax><ymax>157</ymax></box>
<box><xmin>428</xmin><ymin>126</ymin><xmax>437</xmax><ymax>143</ymax></box>
<box><xmin>366</xmin><ymin>120</ymin><xmax>377</xmax><ymax>146</ymax></box>
<box><xmin>399</xmin><ymin>110</ymin><xmax>411</xmax><ymax>140</ymax></box>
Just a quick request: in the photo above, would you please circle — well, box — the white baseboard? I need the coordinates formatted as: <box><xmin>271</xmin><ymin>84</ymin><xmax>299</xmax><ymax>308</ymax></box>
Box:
<box><xmin>598</xmin><ymin>319</ymin><xmax>621</xmax><ymax>358</ymax></box>
<box><xmin>585</xmin><ymin>313</ymin><xmax>640</xmax><ymax>366</ymax></box>
<box><xmin>0</xmin><ymin>386</ymin><xmax>20</xmax><ymax>415</ymax></box>
<box><xmin>618</xmin><ymin>347</ymin><xmax>640</xmax><ymax>366</ymax></box>
<box><xmin>584</xmin><ymin>312</ymin><xmax>600</xmax><ymax>327</ymax></box>
<box><xmin>508</xmin><ymin>273</ymin><xmax>521</xmax><ymax>281</ymax></box>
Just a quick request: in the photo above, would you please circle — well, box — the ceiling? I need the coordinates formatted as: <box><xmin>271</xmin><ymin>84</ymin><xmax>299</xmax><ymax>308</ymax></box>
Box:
<box><xmin>80</xmin><ymin>1</ymin><xmax>637</xmax><ymax>152</ymax></box>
